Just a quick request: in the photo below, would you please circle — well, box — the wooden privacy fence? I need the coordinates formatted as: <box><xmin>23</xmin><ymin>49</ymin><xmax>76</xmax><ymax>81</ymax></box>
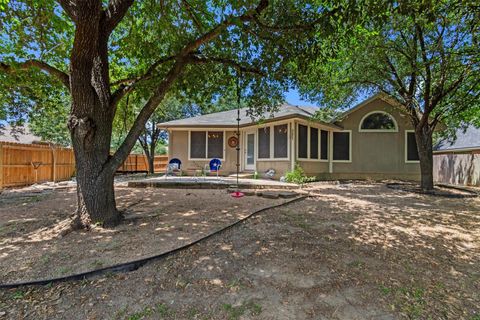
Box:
<box><xmin>0</xmin><ymin>141</ymin><xmax>168</xmax><ymax>188</ymax></box>
<box><xmin>0</xmin><ymin>142</ymin><xmax>75</xmax><ymax>188</ymax></box>
<box><xmin>117</xmin><ymin>154</ymin><xmax>168</xmax><ymax>173</ymax></box>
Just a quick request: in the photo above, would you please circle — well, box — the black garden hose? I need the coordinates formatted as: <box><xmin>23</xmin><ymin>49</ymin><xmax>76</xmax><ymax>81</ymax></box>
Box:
<box><xmin>0</xmin><ymin>195</ymin><xmax>307</xmax><ymax>289</ymax></box>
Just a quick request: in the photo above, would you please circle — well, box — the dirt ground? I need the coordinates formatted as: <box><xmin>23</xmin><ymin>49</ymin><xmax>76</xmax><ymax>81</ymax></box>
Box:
<box><xmin>1</xmin><ymin>182</ymin><xmax>479</xmax><ymax>320</ymax></box>
<box><xmin>0</xmin><ymin>186</ymin><xmax>284</xmax><ymax>283</ymax></box>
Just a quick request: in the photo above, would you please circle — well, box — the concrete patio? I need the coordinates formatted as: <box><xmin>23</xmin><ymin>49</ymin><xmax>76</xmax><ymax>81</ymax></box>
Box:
<box><xmin>127</xmin><ymin>176</ymin><xmax>300</xmax><ymax>190</ymax></box>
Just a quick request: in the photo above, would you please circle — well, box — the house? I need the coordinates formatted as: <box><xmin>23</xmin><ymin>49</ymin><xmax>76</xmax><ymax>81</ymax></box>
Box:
<box><xmin>0</xmin><ymin>125</ymin><xmax>43</xmax><ymax>144</ymax></box>
<box><xmin>433</xmin><ymin>126</ymin><xmax>480</xmax><ymax>186</ymax></box>
<box><xmin>158</xmin><ymin>93</ymin><xmax>421</xmax><ymax>180</ymax></box>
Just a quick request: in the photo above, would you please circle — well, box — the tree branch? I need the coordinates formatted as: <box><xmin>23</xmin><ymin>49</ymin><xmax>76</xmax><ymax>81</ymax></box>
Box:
<box><xmin>188</xmin><ymin>55</ymin><xmax>265</xmax><ymax>75</ymax></box>
<box><xmin>0</xmin><ymin>60</ymin><xmax>70</xmax><ymax>89</ymax></box>
<box><xmin>106</xmin><ymin>59</ymin><xmax>187</xmax><ymax>174</ymax></box>
<box><xmin>105</xmin><ymin>0</ymin><xmax>135</xmax><ymax>34</ymax></box>
<box><xmin>179</xmin><ymin>0</ymin><xmax>269</xmax><ymax>56</ymax></box>
<box><xmin>57</xmin><ymin>0</ymin><xmax>78</xmax><ymax>21</ymax></box>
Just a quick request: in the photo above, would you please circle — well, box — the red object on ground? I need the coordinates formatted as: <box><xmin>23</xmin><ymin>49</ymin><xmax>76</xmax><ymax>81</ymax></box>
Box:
<box><xmin>231</xmin><ymin>191</ymin><xmax>244</xmax><ymax>198</ymax></box>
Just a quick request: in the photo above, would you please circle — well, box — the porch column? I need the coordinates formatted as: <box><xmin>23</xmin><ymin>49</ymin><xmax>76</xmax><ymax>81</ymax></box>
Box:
<box><xmin>328</xmin><ymin>130</ymin><xmax>333</xmax><ymax>173</ymax></box>
<box><xmin>290</xmin><ymin>121</ymin><xmax>296</xmax><ymax>171</ymax></box>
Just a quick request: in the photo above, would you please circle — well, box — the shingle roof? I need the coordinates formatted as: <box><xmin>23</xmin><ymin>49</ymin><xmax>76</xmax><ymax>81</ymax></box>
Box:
<box><xmin>0</xmin><ymin>125</ymin><xmax>42</xmax><ymax>144</ymax></box>
<box><xmin>435</xmin><ymin>125</ymin><xmax>480</xmax><ymax>151</ymax></box>
<box><xmin>158</xmin><ymin>103</ymin><xmax>340</xmax><ymax>129</ymax></box>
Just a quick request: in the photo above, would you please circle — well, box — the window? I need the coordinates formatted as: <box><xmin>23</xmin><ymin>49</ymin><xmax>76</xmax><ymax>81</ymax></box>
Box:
<box><xmin>406</xmin><ymin>131</ymin><xmax>420</xmax><ymax>162</ymax></box>
<box><xmin>320</xmin><ymin>130</ymin><xmax>328</xmax><ymax>160</ymax></box>
<box><xmin>190</xmin><ymin>131</ymin><xmax>206</xmax><ymax>159</ymax></box>
<box><xmin>333</xmin><ymin>131</ymin><xmax>351</xmax><ymax>161</ymax></box>
<box><xmin>298</xmin><ymin>124</ymin><xmax>308</xmax><ymax>158</ymax></box>
<box><xmin>189</xmin><ymin>131</ymin><xmax>224</xmax><ymax>159</ymax></box>
<box><xmin>274</xmin><ymin>124</ymin><xmax>288</xmax><ymax>158</ymax></box>
<box><xmin>258</xmin><ymin>127</ymin><xmax>270</xmax><ymax>159</ymax></box>
<box><xmin>359</xmin><ymin>111</ymin><xmax>397</xmax><ymax>131</ymax></box>
<box><xmin>298</xmin><ymin>124</ymin><xmax>329</xmax><ymax>161</ymax></box>
<box><xmin>207</xmin><ymin>131</ymin><xmax>223</xmax><ymax>158</ymax></box>
<box><xmin>310</xmin><ymin>127</ymin><xmax>319</xmax><ymax>159</ymax></box>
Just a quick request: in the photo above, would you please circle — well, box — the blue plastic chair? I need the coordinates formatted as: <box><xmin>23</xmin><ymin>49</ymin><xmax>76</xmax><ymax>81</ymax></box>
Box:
<box><xmin>205</xmin><ymin>158</ymin><xmax>222</xmax><ymax>179</ymax></box>
<box><xmin>165</xmin><ymin>158</ymin><xmax>182</xmax><ymax>178</ymax></box>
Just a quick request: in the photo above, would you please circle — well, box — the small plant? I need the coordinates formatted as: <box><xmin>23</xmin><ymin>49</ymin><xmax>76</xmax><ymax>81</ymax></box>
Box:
<box><xmin>11</xmin><ymin>290</ymin><xmax>25</xmax><ymax>300</ymax></box>
<box><xmin>284</xmin><ymin>164</ymin><xmax>316</xmax><ymax>184</ymax></box>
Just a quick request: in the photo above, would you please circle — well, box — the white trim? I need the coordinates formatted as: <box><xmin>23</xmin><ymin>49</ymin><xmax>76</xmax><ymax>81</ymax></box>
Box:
<box><xmin>332</xmin><ymin>130</ymin><xmax>352</xmax><ymax>163</ymax></box>
<box><xmin>358</xmin><ymin>110</ymin><xmax>398</xmax><ymax>132</ymax></box>
<box><xmin>405</xmin><ymin>130</ymin><xmax>420</xmax><ymax>163</ymax></box>
<box><xmin>188</xmin><ymin>130</ymin><xmax>226</xmax><ymax>161</ymax></box>
<box><xmin>328</xmin><ymin>131</ymin><xmax>333</xmax><ymax>173</ymax></box>
<box><xmin>433</xmin><ymin>146</ymin><xmax>480</xmax><ymax>154</ymax></box>
<box><xmin>256</xmin><ymin>121</ymin><xmax>291</xmax><ymax>161</ymax></box>
<box><xmin>244</xmin><ymin>129</ymin><xmax>256</xmax><ymax>170</ymax></box>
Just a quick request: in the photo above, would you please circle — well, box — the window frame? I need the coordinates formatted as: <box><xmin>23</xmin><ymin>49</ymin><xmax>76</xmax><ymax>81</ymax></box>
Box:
<box><xmin>296</xmin><ymin>123</ymin><xmax>329</xmax><ymax>162</ymax></box>
<box><xmin>404</xmin><ymin>130</ymin><xmax>420</xmax><ymax>163</ymax></box>
<box><xmin>358</xmin><ymin>111</ymin><xmax>398</xmax><ymax>133</ymax></box>
<box><xmin>332</xmin><ymin>130</ymin><xmax>352</xmax><ymax>163</ymax></box>
<box><xmin>188</xmin><ymin>130</ymin><xmax>225</xmax><ymax>161</ymax></box>
<box><xmin>256</xmin><ymin>121</ymin><xmax>290</xmax><ymax>161</ymax></box>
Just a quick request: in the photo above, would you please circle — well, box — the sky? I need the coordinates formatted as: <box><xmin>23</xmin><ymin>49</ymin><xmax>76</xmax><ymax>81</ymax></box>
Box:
<box><xmin>284</xmin><ymin>89</ymin><xmax>319</xmax><ymax>108</ymax></box>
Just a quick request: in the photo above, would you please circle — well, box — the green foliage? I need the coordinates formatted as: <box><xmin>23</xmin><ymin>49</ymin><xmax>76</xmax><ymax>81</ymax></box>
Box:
<box><xmin>0</xmin><ymin>0</ymin><xmax>364</xmax><ymax>155</ymax></box>
<box><xmin>296</xmin><ymin>0</ymin><xmax>480</xmax><ymax>123</ymax></box>
<box><xmin>284</xmin><ymin>163</ymin><xmax>316</xmax><ymax>184</ymax></box>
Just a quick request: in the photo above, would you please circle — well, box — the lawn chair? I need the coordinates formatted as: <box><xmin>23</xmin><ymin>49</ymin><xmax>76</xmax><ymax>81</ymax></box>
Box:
<box><xmin>165</xmin><ymin>158</ymin><xmax>182</xmax><ymax>178</ymax></box>
<box><xmin>204</xmin><ymin>158</ymin><xmax>222</xmax><ymax>179</ymax></box>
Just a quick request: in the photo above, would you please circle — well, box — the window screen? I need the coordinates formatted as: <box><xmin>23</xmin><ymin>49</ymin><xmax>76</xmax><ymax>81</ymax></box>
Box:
<box><xmin>406</xmin><ymin>132</ymin><xmax>420</xmax><ymax>161</ymax></box>
<box><xmin>258</xmin><ymin>127</ymin><xmax>270</xmax><ymax>158</ymax></box>
<box><xmin>310</xmin><ymin>127</ymin><xmax>319</xmax><ymax>159</ymax></box>
<box><xmin>298</xmin><ymin>124</ymin><xmax>308</xmax><ymax>158</ymax></box>
<box><xmin>320</xmin><ymin>130</ymin><xmax>328</xmax><ymax>160</ymax></box>
<box><xmin>333</xmin><ymin>132</ymin><xmax>350</xmax><ymax>161</ymax></box>
<box><xmin>207</xmin><ymin>131</ymin><xmax>223</xmax><ymax>158</ymax></box>
<box><xmin>190</xmin><ymin>131</ymin><xmax>206</xmax><ymax>158</ymax></box>
<box><xmin>274</xmin><ymin>124</ymin><xmax>288</xmax><ymax>158</ymax></box>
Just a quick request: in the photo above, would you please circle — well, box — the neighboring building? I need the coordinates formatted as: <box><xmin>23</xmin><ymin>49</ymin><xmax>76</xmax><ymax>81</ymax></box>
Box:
<box><xmin>0</xmin><ymin>125</ymin><xmax>43</xmax><ymax>144</ymax></box>
<box><xmin>158</xmin><ymin>93</ymin><xmax>421</xmax><ymax>180</ymax></box>
<box><xmin>434</xmin><ymin>126</ymin><xmax>480</xmax><ymax>186</ymax></box>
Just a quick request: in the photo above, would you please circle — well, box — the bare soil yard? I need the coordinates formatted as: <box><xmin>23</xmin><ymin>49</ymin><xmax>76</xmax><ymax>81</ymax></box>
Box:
<box><xmin>0</xmin><ymin>186</ymin><xmax>284</xmax><ymax>283</ymax></box>
<box><xmin>0</xmin><ymin>182</ymin><xmax>479</xmax><ymax>319</ymax></box>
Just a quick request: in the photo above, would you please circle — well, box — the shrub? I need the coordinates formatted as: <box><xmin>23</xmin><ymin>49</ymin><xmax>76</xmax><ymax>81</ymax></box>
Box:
<box><xmin>284</xmin><ymin>164</ymin><xmax>316</xmax><ymax>184</ymax></box>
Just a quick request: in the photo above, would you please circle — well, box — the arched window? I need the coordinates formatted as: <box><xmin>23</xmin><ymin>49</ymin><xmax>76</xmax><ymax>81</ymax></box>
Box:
<box><xmin>359</xmin><ymin>111</ymin><xmax>397</xmax><ymax>132</ymax></box>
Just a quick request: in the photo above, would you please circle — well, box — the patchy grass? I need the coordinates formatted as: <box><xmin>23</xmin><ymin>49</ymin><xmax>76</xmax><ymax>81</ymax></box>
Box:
<box><xmin>222</xmin><ymin>301</ymin><xmax>262</xmax><ymax>320</ymax></box>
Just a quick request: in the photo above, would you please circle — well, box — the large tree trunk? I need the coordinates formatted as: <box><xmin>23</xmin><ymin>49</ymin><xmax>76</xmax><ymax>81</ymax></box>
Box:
<box><xmin>68</xmin><ymin>5</ymin><xmax>122</xmax><ymax>228</ymax></box>
<box><xmin>415</xmin><ymin>125</ymin><xmax>434</xmax><ymax>191</ymax></box>
<box><xmin>147</xmin><ymin>154</ymin><xmax>155</xmax><ymax>174</ymax></box>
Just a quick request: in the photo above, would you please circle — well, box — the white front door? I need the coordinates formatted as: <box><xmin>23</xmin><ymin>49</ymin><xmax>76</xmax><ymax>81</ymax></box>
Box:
<box><xmin>244</xmin><ymin>130</ymin><xmax>256</xmax><ymax>171</ymax></box>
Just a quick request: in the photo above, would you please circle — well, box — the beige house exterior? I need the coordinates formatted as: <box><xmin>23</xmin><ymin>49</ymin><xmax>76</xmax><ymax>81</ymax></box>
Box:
<box><xmin>159</xmin><ymin>94</ymin><xmax>421</xmax><ymax>181</ymax></box>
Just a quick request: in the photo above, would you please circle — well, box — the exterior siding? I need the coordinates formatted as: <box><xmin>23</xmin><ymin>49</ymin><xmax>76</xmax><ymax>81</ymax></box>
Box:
<box><xmin>333</xmin><ymin>98</ymin><xmax>420</xmax><ymax>180</ymax></box>
<box><xmin>167</xmin><ymin>97</ymin><xmax>422</xmax><ymax>181</ymax></box>
<box><xmin>168</xmin><ymin>130</ymin><xmax>238</xmax><ymax>174</ymax></box>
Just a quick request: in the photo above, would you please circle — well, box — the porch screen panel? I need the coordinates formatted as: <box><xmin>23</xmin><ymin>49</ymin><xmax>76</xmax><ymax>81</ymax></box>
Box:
<box><xmin>320</xmin><ymin>130</ymin><xmax>328</xmax><ymax>160</ymax></box>
<box><xmin>274</xmin><ymin>124</ymin><xmax>288</xmax><ymax>158</ymax></box>
<box><xmin>207</xmin><ymin>131</ymin><xmax>224</xmax><ymax>158</ymax></box>
<box><xmin>406</xmin><ymin>132</ymin><xmax>420</xmax><ymax>161</ymax></box>
<box><xmin>310</xmin><ymin>127</ymin><xmax>319</xmax><ymax>159</ymax></box>
<box><xmin>298</xmin><ymin>124</ymin><xmax>308</xmax><ymax>158</ymax></box>
<box><xmin>333</xmin><ymin>132</ymin><xmax>350</xmax><ymax>161</ymax></box>
<box><xmin>190</xmin><ymin>131</ymin><xmax>206</xmax><ymax>158</ymax></box>
<box><xmin>258</xmin><ymin>127</ymin><xmax>270</xmax><ymax>159</ymax></box>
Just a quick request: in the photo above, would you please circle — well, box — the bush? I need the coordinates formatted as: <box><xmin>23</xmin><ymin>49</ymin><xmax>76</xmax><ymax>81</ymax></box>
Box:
<box><xmin>284</xmin><ymin>164</ymin><xmax>316</xmax><ymax>184</ymax></box>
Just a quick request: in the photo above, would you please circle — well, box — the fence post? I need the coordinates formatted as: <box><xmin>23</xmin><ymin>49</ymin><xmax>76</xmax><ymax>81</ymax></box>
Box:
<box><xmin>52</xmin><ymin>147</ymin><xmax>57</xmax><ymax>183</ymax></box>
